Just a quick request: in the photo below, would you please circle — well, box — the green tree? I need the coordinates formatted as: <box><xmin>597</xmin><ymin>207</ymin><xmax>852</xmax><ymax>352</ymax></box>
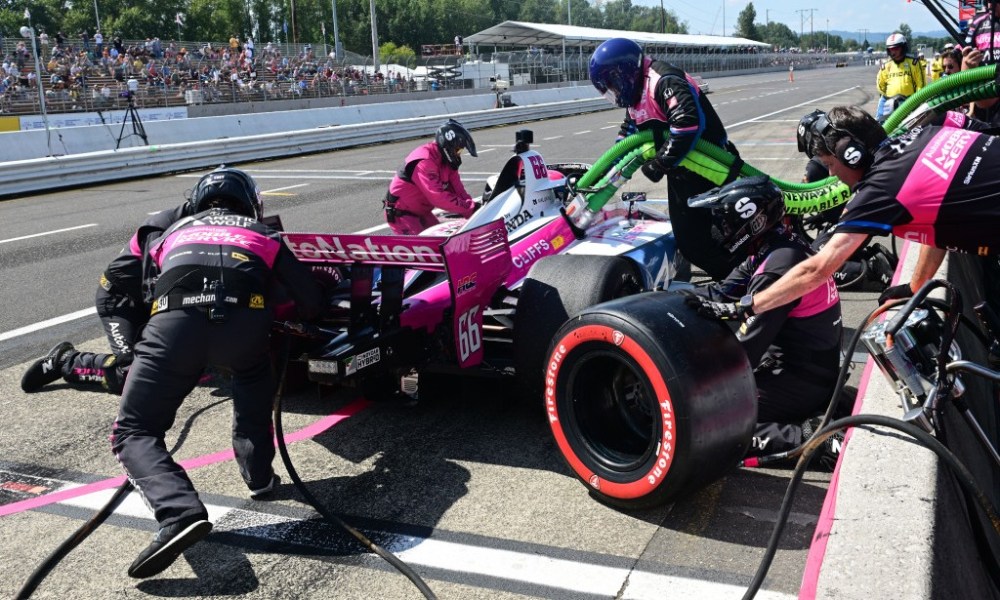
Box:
<box><xmin>898</xmin><ymin>23</ymin><xmax>912</xmax><ymax>40</ymax></box>
<box><xmin>756</xmin><ymin>21</ymin><xmax>798</xmax><ymax>50</ymax></box>
<box><xmin>520</xmin><ymin>0</ymin><xmax>559</xmax><ymax>24</ymax></box>
<box><xmin>734</xmin><ymin>2</ymin><xmax>759</xmax><ymax>41</ymax></box>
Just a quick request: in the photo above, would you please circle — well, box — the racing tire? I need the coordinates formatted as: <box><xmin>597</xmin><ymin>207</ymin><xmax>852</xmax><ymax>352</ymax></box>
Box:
<box><xmin>544</xmin><ymin>292</ymin><xmax>756</xmax><ymax>509</ymax></box>
<box><xmin>513</xmin><ymin>255</ymin><xmax>644</xmax><ymax>402</ymax></box>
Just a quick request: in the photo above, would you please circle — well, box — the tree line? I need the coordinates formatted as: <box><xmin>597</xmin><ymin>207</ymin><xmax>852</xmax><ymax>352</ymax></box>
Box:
<box><xmin>1</xmin><ymin>0</ymin><xmax>690</xmax><ymax>57</ymax></box>
<box><xmin>733</xmin><ymin>2</ymin><xmax>952</xmax><ymax>53</ymax></box>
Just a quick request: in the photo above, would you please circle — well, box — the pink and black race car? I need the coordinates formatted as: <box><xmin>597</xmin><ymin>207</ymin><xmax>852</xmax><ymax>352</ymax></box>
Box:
<box><xmin>277</xmin><ymin>129</ymin><xmax>680</xmax><ymax>401</ymax></box>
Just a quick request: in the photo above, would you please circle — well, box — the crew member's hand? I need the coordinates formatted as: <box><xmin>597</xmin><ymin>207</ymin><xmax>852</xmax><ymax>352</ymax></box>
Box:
<box><xmin>878</xmin><ymin>283</ymin><xmax>914</xmax><ymax>305</ymax></box>
<box><xmin>684</xmin><ymin>295</ymin><xmax>746</xmax><ymax>321</ymax></box>
<box><xmin>641</xmin><ymin>158</ymin><xmax>672</xmax><ymax>183</ymax></box>
<box><xmin>963</xmin><ymin>46</ymin><xmax>982</xmax><ymax>70</ymax></box>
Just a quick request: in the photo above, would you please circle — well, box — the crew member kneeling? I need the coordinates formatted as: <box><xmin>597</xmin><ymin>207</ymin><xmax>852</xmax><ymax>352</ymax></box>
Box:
<box><xmin>683</xmin><ymin>177</ymin><xmax>845</xmax><ymax>468</ymax></box>
<box><xmin>384</xmin><ymin>118</ymin><xmax>478</xmax><ymax>235</ymax></box>
<box><xmin>111</xmin><ymin>168</ymin><xmax>323</xmax><ymax>579</ymax></box>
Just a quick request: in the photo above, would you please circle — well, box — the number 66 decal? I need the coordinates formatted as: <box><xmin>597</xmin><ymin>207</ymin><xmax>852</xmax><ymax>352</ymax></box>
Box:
<box><xmin>458</xmin><ymin>305</ymin><xmax>482</xmax><ymax>362</ymax></box>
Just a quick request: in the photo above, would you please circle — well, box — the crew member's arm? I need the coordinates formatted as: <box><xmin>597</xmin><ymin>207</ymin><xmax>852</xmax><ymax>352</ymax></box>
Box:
<box><xmin>411</xmin><ymin>159</ymin><xmax>476</xmax><ymax>216</ymax></box>
<box><xmin>907</xmin><ymin>245</ymin><xmax>947</xmax><ymax>293</ymax></box>
<box><xmin>653</xmin><ymin>73</ymin><xmax>705</xmax><ymax>166</ymax></box>
<box><xmin>876</xmin><ymin>65</ymin><xmax>888</xmax><ymax>96</ymax></box>
<box><xmin>750</xmin><ymin>232</ymin><xmax>867</xmax><ymax>314</ymax></box>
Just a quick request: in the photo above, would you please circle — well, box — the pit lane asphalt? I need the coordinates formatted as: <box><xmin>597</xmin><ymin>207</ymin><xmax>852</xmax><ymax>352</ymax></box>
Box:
<box><xmin>0</xmin><ymin>65</ymin><xmax>885</xmax><ymax>599</ymax></box>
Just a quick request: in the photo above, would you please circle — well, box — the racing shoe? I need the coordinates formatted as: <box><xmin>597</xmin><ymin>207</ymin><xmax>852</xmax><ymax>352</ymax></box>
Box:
<box><xmin>20</xmin><ymin>342</ymin><xmax>75</xmax><ymax>392</ymax></box>
<box><xmin>800</xmin><ymin>417</ymin><xmax>845</xmax><ymax>472</ymax></box>
<box><xmin>249</xmin><ymin>474</ymin><xmax>281</xmax><ymax>499</ymax></box>
<box><xmin>128</xmin><ymin>515</ymin><xmax>212</xmax><ymax>579</ymax></box>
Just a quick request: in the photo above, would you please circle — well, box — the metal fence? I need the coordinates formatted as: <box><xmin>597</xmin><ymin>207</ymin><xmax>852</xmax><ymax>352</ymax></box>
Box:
<box><xmin>0</xmin><ymin>36</ymin><xmax>853</xmax><ymax>116</ymax></box>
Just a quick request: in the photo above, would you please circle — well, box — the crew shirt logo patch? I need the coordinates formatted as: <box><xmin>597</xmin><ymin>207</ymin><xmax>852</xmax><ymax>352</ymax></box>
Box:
<box><xmin>249</xmin><ymin>293</ymin><xmax>264</xmax><ymax>309</ymax></box>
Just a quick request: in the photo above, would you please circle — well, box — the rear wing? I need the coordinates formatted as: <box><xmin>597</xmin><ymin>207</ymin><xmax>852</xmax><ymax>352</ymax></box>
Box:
<box><xmin>281</xmin><ymin>220</ymin><xmax>511</xmax><ymax>368</ymax></box>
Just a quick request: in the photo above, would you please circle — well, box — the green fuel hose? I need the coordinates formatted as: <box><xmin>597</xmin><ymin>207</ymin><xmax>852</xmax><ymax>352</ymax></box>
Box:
<box><xmin>572</xmin><ymin>64</ymin><xmax>1000</xmax><ymax>218</ymax></box>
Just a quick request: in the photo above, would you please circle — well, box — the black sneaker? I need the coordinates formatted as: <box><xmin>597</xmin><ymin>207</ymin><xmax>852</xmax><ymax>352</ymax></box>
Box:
<box><xmin>127</xmin><ymin>516</ymin><xmax>212</xmax><ymax>579</ymax></box>
<box><xmin>20</xmin><ymin>342</ymin><xmax>75</xmax><ymax>392</ymax></box>
<box><xmin>249</xmin><ymin>474</ymin><xmax>280</xmax><ymax>499</ymax></box>
<box><xmin>801</xmin><ymin>417</ymin><xmax>845</xmax><ymax>472</ymax></box>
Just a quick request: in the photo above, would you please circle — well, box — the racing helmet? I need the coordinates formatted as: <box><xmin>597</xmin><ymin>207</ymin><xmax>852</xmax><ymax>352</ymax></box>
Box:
<box><xmin>688</xmin><ymin>175</ymin><xmax>786</xmax><ymax>257</ymax></box>
<box><xmin>188</xmin><ymin>166</ymin><xmax>262</xmax><ymax>220</ymax></box>
<box><xmin>886</xmin><ymin>33</ymin><xmax>909</xmax><ymax>56</ymax></box>
<box><xmin>435</xmin><ymin>119</ymin><xmax>477</xmax><ymax>169</ymax></box>
<box><xmin>796</xmin><ymin>109</ymin><xmax>826</xmax><ymax>157</ymax></box>
<box><xmin>589</xmin><ymin>38</ymin><xmax>644</xmax><ymax>109</ymax></box>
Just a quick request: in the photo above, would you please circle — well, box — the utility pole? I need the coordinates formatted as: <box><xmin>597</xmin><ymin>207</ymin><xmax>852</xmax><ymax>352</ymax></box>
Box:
<box><xmin>795</xmin><ymin>8</ymin><xmax>817</xmax><ymax>49</ymax></box>
<box><xmin>766</xmin><ymin>10</ymin><xmax>770</xmax><ymax>26</ymax></box>
<box><xmin>826</xmin><ymin>18</ymin><xmax>829</xmax><ymax>52</ymax></box>
<box><xmin>859</xmin><ymin>28</ymin><xmax>869</xmax><ymax>47</ymax></box>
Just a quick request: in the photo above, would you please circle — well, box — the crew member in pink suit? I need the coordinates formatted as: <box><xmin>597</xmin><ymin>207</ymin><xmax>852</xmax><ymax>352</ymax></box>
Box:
<box><xmin>384</xmin><ymin>119</ymin><xmax>478</xmax><ymax>235</ymax></box>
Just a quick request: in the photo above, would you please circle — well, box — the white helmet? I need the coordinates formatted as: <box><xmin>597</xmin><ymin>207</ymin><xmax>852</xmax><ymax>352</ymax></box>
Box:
<box><xmin>886</xmin><ymin>33</ymin><xmax>907</xmax><ymax>49</ymax></box>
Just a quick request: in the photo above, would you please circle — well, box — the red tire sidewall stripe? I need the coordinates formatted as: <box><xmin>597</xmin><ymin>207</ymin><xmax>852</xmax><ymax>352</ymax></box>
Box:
<box><xmin>545</xmin><ymin>323</ymin><xmax>676</xmax><ymax>500</ymax></box>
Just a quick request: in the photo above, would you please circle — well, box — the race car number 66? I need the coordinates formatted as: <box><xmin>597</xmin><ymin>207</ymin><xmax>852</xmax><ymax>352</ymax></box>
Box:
<box><xmin>458</xmin><ymin>306</ymin><xmax>482</xmax><ymax>361</ymax></box>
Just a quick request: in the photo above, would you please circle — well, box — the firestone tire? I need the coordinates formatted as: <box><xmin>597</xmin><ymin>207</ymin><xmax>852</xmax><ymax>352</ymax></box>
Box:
<box><xmin>544</xmin><ymin>292</ymin><xmax>756</xmax><ymax>510</ymax></box>
<box><xmin>513</xmin><ymin>255</ymin><xmax>644</xmax><ymax>401</ymax></box>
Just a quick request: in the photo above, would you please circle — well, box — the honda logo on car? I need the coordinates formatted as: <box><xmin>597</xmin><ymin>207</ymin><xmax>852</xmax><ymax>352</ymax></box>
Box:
<box><xmin>285</xmin><ymin>234</ymin><xmax>442</xmax><ymax>265</ymax></box>
<box><xmin>505</xmin><ymin>209</ymin><xmax>534</xmax><ymax>233</ymax></box>
<box><xmin>512</xmin><ymin>239</ymin><xmax>550</xmax><ymax>269</ymax></box>
<box><xmin>456</xmin><ymin>273</ymin><xmax>477</xmax><ymax>295</ymax></box>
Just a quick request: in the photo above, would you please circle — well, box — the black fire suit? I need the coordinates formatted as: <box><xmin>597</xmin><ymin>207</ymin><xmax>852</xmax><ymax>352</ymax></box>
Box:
<box><xmin>690</xmin><ymin>229</ymin><xmax>843</xmax><ymax>455</ymax></box>
<box><xmin>111</xmin><ymin>208</ymin><xmax>323</xmax><ymax>527</ymax></box>
<box><xmin>58</xmin><ymin>204</ymin><xmax>190</xmax><ymax>393</ymax></box>
<box><xmin>624</xmin><ymin>59</ymin><xmax>742</xmax><ymax>280</ymax></box>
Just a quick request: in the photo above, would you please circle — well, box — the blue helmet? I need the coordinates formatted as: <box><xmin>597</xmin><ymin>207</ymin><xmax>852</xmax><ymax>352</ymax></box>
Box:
<box><xmin>589</xmin><ymin>38</ymin><xmax>644</xmax><ymax>109</ymax></box>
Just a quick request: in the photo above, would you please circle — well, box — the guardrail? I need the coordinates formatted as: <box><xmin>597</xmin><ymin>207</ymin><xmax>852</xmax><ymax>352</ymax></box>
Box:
<box><xmin>0</xmin><ymin>96</ymin><xmax>608</xmax><ymax>198</ymax></box>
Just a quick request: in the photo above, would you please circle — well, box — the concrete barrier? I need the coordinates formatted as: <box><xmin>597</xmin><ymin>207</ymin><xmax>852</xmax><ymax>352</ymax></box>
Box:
<box><xmin>807</xmin><ymin>245</ymin><xmax>1000</xmax><ymax>599</ymax></box>
<box><xmin>0</xmin><ymin>88</ymin><xmax>607</xmax><ymax>198</ymax></box>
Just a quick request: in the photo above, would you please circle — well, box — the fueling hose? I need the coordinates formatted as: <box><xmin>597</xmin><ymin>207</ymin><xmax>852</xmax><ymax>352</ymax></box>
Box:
<box><xmin>14</xmin><ymin>396</ymin><xmax>232</xmax><ymax>599</ymax></box>
<box><xmin>271</xmin><ymin>337</ymin><xmax>437</xmax><ymax>599</ymax></box>
<box><xmin>573</xmin><ymin>63</ymin><xmax>1000</xmax><ymax>219</ymax></box>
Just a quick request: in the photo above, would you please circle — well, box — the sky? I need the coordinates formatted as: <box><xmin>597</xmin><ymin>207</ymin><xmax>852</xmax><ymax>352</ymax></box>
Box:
<box><xmin>643</xmin><ymin>1</ymin><xmax>951</xmax><ymax>38</ymax></box>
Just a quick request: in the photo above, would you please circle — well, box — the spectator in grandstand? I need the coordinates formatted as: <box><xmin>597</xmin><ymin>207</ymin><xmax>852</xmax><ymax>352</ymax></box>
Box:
<box><xmin>384</xmin><ymin>119</ymin><xmax>479</xmax><ymax>235</ymax></box>
<box><xmin>455</xmin><ymin>35</ymin><xmax>463</xmax><ymax>55</ymax></box>
<box><xmin>94</xmin><ymin>30</ymin><xmax>103</xmax><ymax>58</ymax></box>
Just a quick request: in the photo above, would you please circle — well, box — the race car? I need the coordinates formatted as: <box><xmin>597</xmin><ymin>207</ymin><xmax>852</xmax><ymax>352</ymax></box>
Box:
<box><xmin>277</xmin><ymin>129</ymin><xmax>680</xmax><ymax>400</ymax></box>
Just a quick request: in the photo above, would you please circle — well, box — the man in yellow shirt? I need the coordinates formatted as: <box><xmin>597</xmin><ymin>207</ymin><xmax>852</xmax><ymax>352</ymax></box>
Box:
<box><xmin>930</xmin><ymin>51</ymin><xmax>944</xmax><ymax>81</ymax></box>
<box><xmin>876</xmin><ymin>33</ymin><xmax>925</xmax><ymax>119</ymax></box>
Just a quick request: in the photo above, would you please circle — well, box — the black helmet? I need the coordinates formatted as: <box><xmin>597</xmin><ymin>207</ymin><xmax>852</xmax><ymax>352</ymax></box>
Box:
<box><xmin>188</xmin><ymin>166</ymin><xmax>262</xmax><ymax>220</ymax></box>
<box><xmin>688</xmin><ymin>175</ymin><xmax>786</xmax><ymax>257</ymax></box>
<box><xmin>435</xmin><ymin>119</ymin><xmax>477</xmax><ymax>169</ymax></box>
<box><xmin>797</xmin><ymin>109</ymin><xmax>826</xmax><ymax>157</ymax></box>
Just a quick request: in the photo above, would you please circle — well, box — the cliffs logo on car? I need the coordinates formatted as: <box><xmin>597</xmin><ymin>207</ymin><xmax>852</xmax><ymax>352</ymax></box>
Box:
<box><xmin>456</xmin><ymin>273</ymin><xmax>477</xmax><ymax>295</ymax></box>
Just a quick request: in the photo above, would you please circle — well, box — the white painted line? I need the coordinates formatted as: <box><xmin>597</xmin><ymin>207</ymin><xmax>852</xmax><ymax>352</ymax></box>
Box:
<box><xmin>264</xmin><ymin>183</ymin><xmax>310</xmax><ymax>193</ymax></box>
<box><xmin>0</xmin><ymin>307</ymin><xmax>97</xmax><ymax>342</ymax></box>
<box><xmin>356</xmin><ymin>223</ymin><xmax>391</xmax><ymax>234</ymax></box>
<box><xmin>59</xmin><ymin>488</ymin><xmax>794</xmax><ymax>600</ymax></box>
<box><xmin>0</xmin><ymin>224</ymin><xmax>98</xmax><ymax>245</ymax></box>
<box><xmin>543</xmin><ymin>136</ymin><xmax>564</xmax><ymax>140</ymax></box>
<box><xmin>573</xmin><ymin>130</ymin><xmax>592</xmax><ymax>135</ymax></box>
<box><xmin>728</xmin><ymin>86</ymin><xmax>859</xmax><ymax>129</ymax></box>
<box><xmin>600</xmin><ymin>125</ymin><xmax>617</xmax><ymax>130</ymax></box>
<box><xmin>753</xmin><ymin>119</ymin><xmax>803</xmax><ymax>123</ymax></box>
